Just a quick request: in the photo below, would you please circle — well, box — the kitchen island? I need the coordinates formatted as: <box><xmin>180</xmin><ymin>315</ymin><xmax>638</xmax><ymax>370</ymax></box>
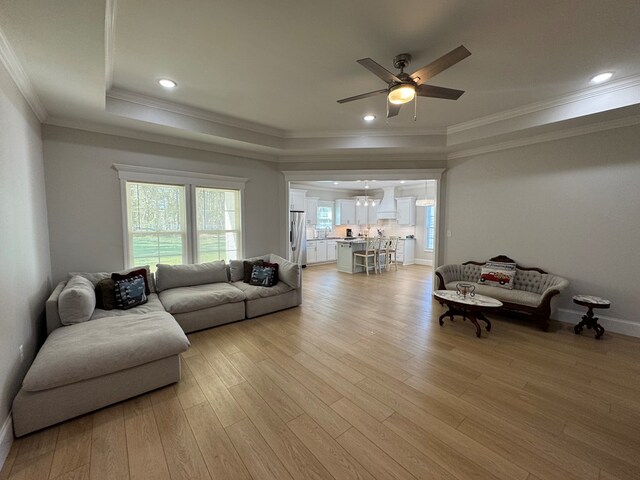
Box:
<box><xmin>336</xmin><ymin>239</ymin><xmax>367</xmax><ymax>274</ymax></box>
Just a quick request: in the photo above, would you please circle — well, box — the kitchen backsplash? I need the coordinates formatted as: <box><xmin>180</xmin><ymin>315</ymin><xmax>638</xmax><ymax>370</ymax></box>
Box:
<box><xmin>307</xmin><ymin>222</ymin><xmax>416</xmax><ymax>239</ymax></box>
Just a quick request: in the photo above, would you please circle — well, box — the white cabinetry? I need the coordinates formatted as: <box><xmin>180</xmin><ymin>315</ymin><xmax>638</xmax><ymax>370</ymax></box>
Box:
<box><xmin>396</xmin><ymin>238</ymin><xmax>415</xmax><ymax>265</ymax></box>
<box><xmin>368</xmin><ymin>199</ymin><xmax>380</xmax><ymax>225</ymax></box>
<box><xmin>354</xmin><ymin>197</ymin><xmax>380</xmax><ymax>225</ymax></box>
<box><xmin>306</xmin><ymin>239</ymin><xmax>334</xmax><ymax>264</ymax></box>
<box><xmin>316</xmin><ymin>240</ymin><xmax>328</xmax><ymax>262</ymax></box>
<box><xmin>396</xmin><ymin>197</ymin><xmax>416</xmax><ymax>226</ymax></box>
<box><xmin>290</xmin><ymin>189</ymin><xmax>306</xmax><ymax>211</ymax></box>
<box><xmin>327</xmin><ymin>240</ymin><xmax>337</xmax><ymax>261</ymax></box>
<box><xmin>306</xmin><ymin>240</ymin><xmax>317</xmax><ymax>263</ymax></box>
<box><xmin>305</xmin><ymin>197</ymin><xmax>318</xmax><ymax>225</ymax></box>
<box><xmin>355</xmin><ymin>199</ymin><xmax>368</xmax><ymax>226</ymax></box>
<box><xmin>335</xmin><ymin>199</ymin><xmax>356</xmax><ymax>225</ymax></box>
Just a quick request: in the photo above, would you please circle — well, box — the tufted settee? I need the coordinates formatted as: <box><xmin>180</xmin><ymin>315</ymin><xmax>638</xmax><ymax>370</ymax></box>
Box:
<box><xmin>435</xmin><ymin>255</ymin><xmax>569</xmax><ymax>331</ymax></box>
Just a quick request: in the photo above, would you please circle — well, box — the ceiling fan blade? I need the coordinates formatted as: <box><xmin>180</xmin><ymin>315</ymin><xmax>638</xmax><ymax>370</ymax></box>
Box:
<box><xmin>410</xmin><ymin>45</ymin><xmax>471</xmax><ymax>85</ymax></box>
<box><xmin>357</xmin><ymin>58</ymin><xmax>402</xmax><ymax>84</ymax></box>
<box><xmin>416</xmin><ymin>84</ymin><xmax>465</xmax><ymax>100</ymax></box>
<box><xmin>387</xmin><ymin>101</ymin><xmax>401</xmax><ymax>118</ymax></box>
<box><xmin>337</xmin><ymin>88</ymin><xmax>387</xmax><ymax>104</ymax></box>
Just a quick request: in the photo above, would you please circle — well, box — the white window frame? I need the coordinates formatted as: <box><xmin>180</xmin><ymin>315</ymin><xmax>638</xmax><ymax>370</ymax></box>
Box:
<box><xmin>424</xmin><ymin>204</ymin><xmax>436</xmax><ymax>252</ymax></box>
<box><xmin>316</xmin><ymin>200</ymin><xmax>334</xmax><ymax>231</ymax></box>
<box><xmin>114</xmin><ymin>164</ymin><xmax>248</xmax><ymax>268</ymax></box>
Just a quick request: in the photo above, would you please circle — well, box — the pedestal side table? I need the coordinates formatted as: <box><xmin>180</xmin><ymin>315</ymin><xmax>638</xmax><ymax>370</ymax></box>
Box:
<box><xmin>573</xmin><ymin>295</ymin><xmax>610</xmax><ymax>339</ymax></box>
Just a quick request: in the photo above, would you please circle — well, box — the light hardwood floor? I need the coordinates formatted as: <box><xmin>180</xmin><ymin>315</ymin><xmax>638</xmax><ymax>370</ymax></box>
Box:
<box><xmin>3</xmin><ymin>263</ymin><xmax>640</xmax><ymax>480</ymax></box>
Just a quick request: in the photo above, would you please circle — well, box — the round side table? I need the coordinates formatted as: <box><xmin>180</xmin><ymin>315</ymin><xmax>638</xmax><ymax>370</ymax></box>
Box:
<box><xmin>573</xmin><ymin>295</ymin><xmax>610</xmax><ymax>339</ymax></box>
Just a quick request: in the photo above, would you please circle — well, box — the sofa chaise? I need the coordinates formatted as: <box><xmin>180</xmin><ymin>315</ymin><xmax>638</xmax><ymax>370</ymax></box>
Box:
<box><xmin>435</xmin><ymin>255</ymin><xmax>569</xmax><ymax>330</ymax></box>
<box><xmin>12</xmin><ymin>254</ymin><xmax>301</xmax><ymax>436</ymax></box>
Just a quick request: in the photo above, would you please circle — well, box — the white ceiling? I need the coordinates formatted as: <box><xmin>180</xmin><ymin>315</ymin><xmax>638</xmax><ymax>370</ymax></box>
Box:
<box><xmin>1</xmin><ymin>0</ymin><xmax>639</xmax><ymax>160</ymax></box>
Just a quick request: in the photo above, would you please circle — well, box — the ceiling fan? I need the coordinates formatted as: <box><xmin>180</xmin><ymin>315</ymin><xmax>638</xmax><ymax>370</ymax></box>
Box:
<box><xmin>337</xmin><ymin>45</ymin><xmax>471</xmax><ymax>119</ymax></box>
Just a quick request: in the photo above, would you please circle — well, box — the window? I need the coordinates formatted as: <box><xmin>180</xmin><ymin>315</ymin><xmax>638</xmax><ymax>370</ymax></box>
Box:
<box><xmin>196</xmin><ymin>187</ymin><xmax>241</xmax><ymax>262</ymax></box>
<box><xmin>316</xmin><ymin>201</ymin><xmax>333</xmax><ymax>230</ymax></box>
<box><xmin>425</xmin><ymin>205</ymin><xmax>435</xmax><ymax>250</ymax></box>
<box><xmin>117</xmin><ymin>165</ymin><xmax>247</xmax><ymax>269</ymax></box>
<box><xmin>126</xmin><ymin>182</ymin><xmax>188</xmax><ymax>268</ymax></box>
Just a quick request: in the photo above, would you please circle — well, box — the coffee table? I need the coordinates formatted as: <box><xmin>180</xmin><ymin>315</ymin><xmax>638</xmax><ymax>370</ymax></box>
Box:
<box><xmin>433</xmin><ymin>290</ymin><xmax>503</xmax><ymax>338</ymax></box>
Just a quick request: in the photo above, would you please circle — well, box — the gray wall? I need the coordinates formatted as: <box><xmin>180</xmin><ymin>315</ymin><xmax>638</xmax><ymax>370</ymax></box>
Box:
<box><xmin>0</xmin><ymin>64</ymin><xmax>51</xmax><ymax>427</ymax></box>
<box><xmin>442</xmin><ymin>125</ymin><xmax>640</xmax><ymax>324</ymax></box>
<box><xmin>43</xmin><ymin>126</ymin><xmax>284</xmax><ymax>283</ymax></box>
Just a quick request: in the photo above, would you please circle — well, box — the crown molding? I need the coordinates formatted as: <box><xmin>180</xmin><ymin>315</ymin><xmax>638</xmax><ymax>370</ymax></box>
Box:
<box><xmin>104</xmin><ymin>0</ymin><xmax>117</xmax><ymax>91</ymax></box>
<box><xmin>282</xmin><ymin>168</ymin><xmax>445</xmax><ymax>182</ymax></box>
<box><xmin>276</xmin><ymin>152</ymin><xmax>447</xmax><ymax>163</ymax></box>
<box><xmin>107</xmin><ymin>88</ymin><xmax>286</xmax><ymax>138</ymax></box>
<box><xmin>447</xmin><ymin>74</ymin><xmax>640</xmax><ymax>135</ymax></box>
<box><xmin>0</xmin><ymin>25</ymin><xmax>47</xmax><ymax>121</ymax></box>
<box><xmin>447</xmin><ymin>113</ymin><xmax>640</xmax><ymax>160</ymax></box>
<box><xmin>44</xmin><ymin>115</ymin><xmax>278</xmax><ymax>163</ymax></box>
<box><xmin>285</xmin><ymin>126</ymin><xmax>446</xmax><ymax>138</ymax></box>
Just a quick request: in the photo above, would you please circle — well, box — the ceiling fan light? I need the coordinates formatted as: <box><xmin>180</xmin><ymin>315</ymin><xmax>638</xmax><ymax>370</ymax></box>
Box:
<box><xmin>388</xmin><ymin>84</ymin><xmax>415</xmax><ymax>104</ymax></box>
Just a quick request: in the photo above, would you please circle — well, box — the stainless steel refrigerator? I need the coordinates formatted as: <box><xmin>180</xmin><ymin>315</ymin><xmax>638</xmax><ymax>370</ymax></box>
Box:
<box><xmin>289</xmin><ymin>211</ymin><xmax>307</xmax><ymax>267</ymax></box>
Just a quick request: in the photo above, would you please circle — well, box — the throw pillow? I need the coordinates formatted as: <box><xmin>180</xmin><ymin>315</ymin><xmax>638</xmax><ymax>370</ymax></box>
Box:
<box><xmin>243</xmin><ymin>260</ymin><xmax>264</xmax><ymax>283</ymax></box>
<box><xmin>95</xmin><ymin>278</ymin><xmax>116</xmax><ymax>310</ymax></box>
<box><xmin>111</xmin><ymin>268</ymin><xmax>151</xmax><ymax>295</ymax></box>
<box><xmin>263</xmin><ymin>261</ymin><xmax>279</xmax><ymax>285</ymax></box>
<box><xmin>249</xmin><ymin>264</ymin><xmax>277</xmax><ymax>287</ymax></box>
<box><xmin>478</xmin><ymin>261</ymin><xmax>517</xmax><ymax>289</ymax></box>
<box><xmin>58</xmin><ymin>275</ymin><xmax>96</xmax><ymax>325</ymax></box>
<box><xmin>113</xmin><ymin>275</ymin><xmax>148</xmax><ymax>310</ymax></box>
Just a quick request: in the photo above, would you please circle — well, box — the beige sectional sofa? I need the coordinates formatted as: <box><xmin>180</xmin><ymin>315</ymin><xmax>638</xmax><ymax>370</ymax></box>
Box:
<box><xmin>435</xmin><ymin>255</ymin><xmax>569</xmax><ymax>331</ymax></box>
<box><xmin>12</xmin><ymin>254</ymin><xmax>301</xmax><ymax>437</ymax></box>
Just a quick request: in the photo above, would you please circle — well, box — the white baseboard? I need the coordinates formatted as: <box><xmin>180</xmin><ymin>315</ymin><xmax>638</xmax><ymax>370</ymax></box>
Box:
<box><xmin>414</xmin><ymin>258</ymin><xmax>433</xmax><ymax>266</ymax></box>
<box><xmin>556</xmin><ymin>308</ymin><xmax>640</xmax><ymax>338</ymax></box>
<box><xmin>0</xmin><ymin>413</ymin><xmax>13</xmax><ymax>472</ymax></box>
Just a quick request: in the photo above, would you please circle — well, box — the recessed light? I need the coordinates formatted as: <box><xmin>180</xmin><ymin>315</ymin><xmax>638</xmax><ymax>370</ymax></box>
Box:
<box><xmin>363</xmin><ymin>114</ymin><xmax>376</xmax><ymax>121</ymax></box>
<box><xmin>400</xmin><ymin>180</ymin><xmax>406</xmax><ymax>184</ymax></box>
<box><xmin>590</xmin><ymin>72</ymin><xmax>613</xmax><ymax>84</ymax></box>
<box><xmin>364</xmin><ymin>185</ymin><xmax>369</xmax><ymax>189</ymax></box>
<box><xmin>158</xmin><ymin>78</ymin><xmax>177</xmax><ymax>88</ymax></box>
<box><xmin>333</xmin><ymin>182</ymin><xmax>339</xmax><ymax>185</ymax></box>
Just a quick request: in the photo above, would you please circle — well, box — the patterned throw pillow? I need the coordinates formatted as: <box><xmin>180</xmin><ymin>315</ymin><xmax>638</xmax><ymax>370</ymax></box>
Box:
<box><xmin>114</xmin><ymin>275</ymin><xmax>148</xmax><ymax>309</ymax></box>
<box><xmin>243</xmin><ymin>260</ymin><xmax>264</xmax><ymax>283</ymax></box>
<box><xmin>478</xmin><ymin>262</ymin><xmax>517</xmax><ymax>289</ymax></box>
<box><xmin>263</xmin><ymin>262</ymin><xmax>279</xmax><ymax>285</ymax></box>
<box><xmin>249</xmin><ymin>265</ymin><xmax>277</xmax><ymax>287</ymax></box>
<box><xmin>111</xmin><ymin>268</ymin><xmax>151</xmax><ymax>295</ymax></box>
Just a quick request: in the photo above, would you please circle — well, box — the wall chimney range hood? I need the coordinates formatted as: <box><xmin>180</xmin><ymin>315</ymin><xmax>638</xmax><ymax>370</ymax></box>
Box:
<box><xmin>377</xmin><ymin>186</ymin><xmax>397</xmax><ymax>220</ymax></box>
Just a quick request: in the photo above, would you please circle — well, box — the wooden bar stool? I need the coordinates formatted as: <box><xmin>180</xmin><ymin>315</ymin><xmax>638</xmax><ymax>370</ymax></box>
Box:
<box><xmin>354</xmin><ymin>237</ymin><xmax>380</xmax><ymax>275</ymax></box>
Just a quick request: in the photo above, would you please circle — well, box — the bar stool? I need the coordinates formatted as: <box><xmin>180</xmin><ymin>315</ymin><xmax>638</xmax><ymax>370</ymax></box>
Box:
<box><xmin>354</xmin><ymin>237</ymin><xmax>380</xmax><ymax>275</ymax></box>
<box><xmin>385</xmin><ymin>236</ymin><xmax>399</xmax><ymax>271</ymax></box>
<box><xmin>376</xmin><ymin>237</ymin><xmax>390</xmax><ymax>271</ymax></box>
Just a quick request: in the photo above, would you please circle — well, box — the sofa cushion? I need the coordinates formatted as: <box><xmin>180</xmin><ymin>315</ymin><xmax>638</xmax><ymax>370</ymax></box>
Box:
<box><xmin>22</xmin><ymin>311</ymin><xmax>189</xmax><ymax>392</ymax></box>
<box><xmin>114</xmin><ymin>275</ymin><xmax>148</xmax><ymax>310</ymax></box>
<box><xmin>58</xmin><ymin>275</ymin><xmax>96</xmax><ymax>325</ymax></box>
<box><xmin>69</xmin><ymin>265</ymin><xmax>156</xmax><ymax>294</ymax></box>
<box><xmin>155</xmin><ymin>261</ymin><xmax>228</xmax><ymax>292</ymax></box>
<box><xmin>232</xmin><ymin>280</ymin><xmax>293</xmax><ymax>301</ymax></box>
<box><xmin>445</xmin><ymin>282</ymin><xmax>541</xmax><ymax>307</ymax></box>
<box><xmin>270</xmin><ymin>254</ymin><xmax>301</xmax><ymax>289</ymax></box>
<box><xmin>159</xmin><ymin>283</ymin><xmax>245</xmax><ymax>314</ymax></box>
<box><xmin>91</xmin><ymin>293</ymin><xmax>165</xmax><ymax>320</ymax></box>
